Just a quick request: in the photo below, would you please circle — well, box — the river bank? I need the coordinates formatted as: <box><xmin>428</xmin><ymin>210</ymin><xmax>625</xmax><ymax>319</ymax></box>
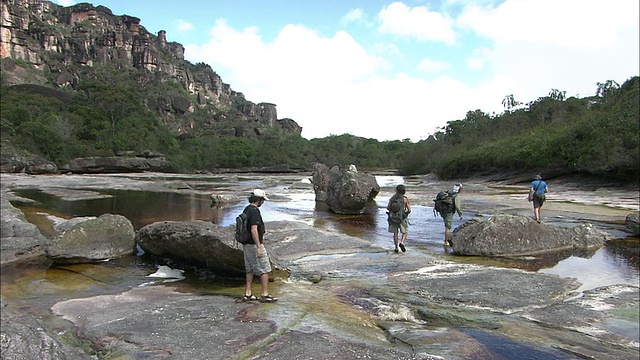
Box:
<box><xmin>1</xmin><ymin>172</ymin><xmax>638</xmax><ymax>359</ymax></box>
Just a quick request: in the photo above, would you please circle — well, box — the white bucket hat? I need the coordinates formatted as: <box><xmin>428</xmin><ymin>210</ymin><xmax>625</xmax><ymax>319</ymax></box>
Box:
<box><xmin>252</xmin><ymin>189</ymin><xmax>269</xmax><ymax>200</ymax></box>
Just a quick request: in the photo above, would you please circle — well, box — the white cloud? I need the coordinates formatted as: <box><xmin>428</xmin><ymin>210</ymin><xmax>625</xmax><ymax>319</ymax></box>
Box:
<box><xmin>466</xmin><ymin>47</ymin><xmax>491</xmax><ymax>70</ymax></box>
<box><xmin>377</xmin><ymin>2</ymin><xmax>456</xmax><ymax>44</ymax></box>
<box><xmin>184</xmin><ymin>0</ymin><xmax>638</xmax><ymax>141</ymax></box>
<box><xmin>458</xmin><ymin>0</ymin><xmax>640</xmax><ymax>102</ymax></box>
<box><xmin>418</xmin><ymin>58</ymin><xmax>450</xmax><ymax>73</ymax></box>
<box><xmin>458</xmin><ymin>0</ymin><xmax>639</xmax><ymax>48</ymax></box>
<box><xmin>174</xmin><ymin>19</ymin><xmax>194</xmax><ymax>33</ymax></box>
<box><xmin>341</xmin><ymin>8</ymin><xmax>373</xmax><ymax>27</ymax></box>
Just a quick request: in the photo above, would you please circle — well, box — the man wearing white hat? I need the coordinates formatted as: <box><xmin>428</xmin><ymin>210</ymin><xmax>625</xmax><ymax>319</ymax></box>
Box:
<box><xmin>442</xmin><ymin>183</ymin><xmax>463</xmax><ymax>247</ymax></box>
<box><xmin>241</xmin><ymin>189</ymin><xmax>277</xmax><ymax>303</ymax></box>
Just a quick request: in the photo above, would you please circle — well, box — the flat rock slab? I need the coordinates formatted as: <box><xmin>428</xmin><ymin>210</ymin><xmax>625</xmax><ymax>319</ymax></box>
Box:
<box><xmin>50</xmin><ymin>285</ymin><xmax>421</xmax><ymax>360</ymax></box>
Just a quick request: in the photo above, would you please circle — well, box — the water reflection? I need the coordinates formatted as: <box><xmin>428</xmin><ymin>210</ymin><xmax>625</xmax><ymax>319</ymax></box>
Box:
<box><xmin>9</xmin><ymin>179</ymin><xmax>640</xmax><ymax>293</ymax></box>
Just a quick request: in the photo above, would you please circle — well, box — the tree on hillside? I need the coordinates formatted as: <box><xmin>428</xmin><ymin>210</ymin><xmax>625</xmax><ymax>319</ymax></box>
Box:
<box><xmin>596</xmin><ymin>80</ymin><xmax>620</xmax><ymax>98</ymax></box>
<box><xmin>502</xmin><ymin>94</ymin><xmax>520</xmax><ymax>111</ymax></box>
<box><xmin>548</xmin><ymin>89</ymin><xmax>566</xmax><ymax>101</ymax></box>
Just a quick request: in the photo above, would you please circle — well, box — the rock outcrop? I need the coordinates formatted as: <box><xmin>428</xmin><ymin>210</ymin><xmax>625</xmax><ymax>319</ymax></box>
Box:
<box><xmin>46</xmin><ymin>213</ymin><xmax>136</xmax><ymax>264</ymax></box>
<box><xmin>311</xmin><ymin>163</ymin><xmax>380</xmax><ymax>214</ymax></box>
<box><xmin>0</xmin><ymin>0</ymin><xmax>302</xmax><ymax>140</ymax></box>
<box><xmin>0</xmin><ymin>146</ymin><xmax>58</xmax><ymax>174</ymax></box>
<box><xmin>0</xmin><ymin>193</ymin><xmax>49</xmax><ymax>266</ymax></box>
<box><xmin>1</xmin><ymin>297</ymin><xmax>93</xmax><ymax>360</ymax></box>
<box><xmin>625</xmin><ymin>211</ymin><xmax>639</xmax><ymax>236</ymax></box>
<box><xmin>68</xmin><ymin>155</ymin><xmax>173</xmax><ymax>173</ymax></box>
<box><xmin>451</xmin><ymin>214</ymin><xmax>606</xmax><ymax>256</ymax></box>
<box><xmin>135</xmin><ymin>220</ymin><xmax>245</xmax><ymax>276</ymax></box>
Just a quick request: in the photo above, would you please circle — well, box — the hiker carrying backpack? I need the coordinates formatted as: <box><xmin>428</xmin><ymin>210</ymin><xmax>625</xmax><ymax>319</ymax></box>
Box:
<box><xmin>434</xmin><ymin>183</ymin><xmax>463</xmax><ymax>247</ymax></box>
<box><xmin>433</xmin><ymin>190</ymin><xmax>455</xmax><ymax>217</ymax></box>
<box><xmin>235</xmin><ymin>209</ymin><xmax>252</xmax><ymax>244</ymax></box>
<box><xmin>387</xmin><ymin>184</ymin><xmax>411</xmax><ymax>253</ymax></box>
<box><xmin>388</xmin><ymin>192</ymin><xmax>406</xmax><ymax>225</ymax></box>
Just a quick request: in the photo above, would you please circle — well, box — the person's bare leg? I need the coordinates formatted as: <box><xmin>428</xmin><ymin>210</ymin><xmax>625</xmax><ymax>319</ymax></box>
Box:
<box><xmin>245</xmin><ymin>272</ymin><xmax>254</xmax><ymax>296</ymax></box>
<box><xmin>260</xmin><ymin>273</ymin><xmax>270</xmax><ymax>297</ymax></box>
<box><xmin>394</xmin><ymin>231</ymin><xmax>399</xmax><ymax>251</ymax></box>
<box><xmin>401</xmin><ymin>231</ymin><xmax>408</xmax><ymax>244</ymax></box>
<box><xmin>444</xmin><ymin>228</ymin><xmax>451</xmax><ymax>245</ymax></box>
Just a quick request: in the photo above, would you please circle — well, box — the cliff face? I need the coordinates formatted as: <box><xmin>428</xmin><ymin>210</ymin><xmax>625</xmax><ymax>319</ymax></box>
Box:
<box><xmin>0</xmin><ymin>0</ymin><xmax>302</xmax><ymax>137</ymax></box>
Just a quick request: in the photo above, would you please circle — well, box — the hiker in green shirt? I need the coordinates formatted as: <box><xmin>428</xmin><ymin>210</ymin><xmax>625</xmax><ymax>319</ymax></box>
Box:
<box><xmin>442</xmin><ymin>184</ymin><xmax>463</xmax><ymax>247</ymax></box>
<box><xmin>387</xmin><ymin>185</ymin><xmax>411</xmax><ymax>253</ymax></box>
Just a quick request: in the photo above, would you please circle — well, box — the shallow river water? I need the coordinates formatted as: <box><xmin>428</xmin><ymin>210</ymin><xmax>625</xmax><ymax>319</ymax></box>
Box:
<box><xmin>6</xmin><ymin>173</ymin><xmax>638</xmax><ymax>291</ymax></box>
<box><xmin>1</xmin><ymin>172</ymin><xmax>639</xmax><ymax>359</ymax></box>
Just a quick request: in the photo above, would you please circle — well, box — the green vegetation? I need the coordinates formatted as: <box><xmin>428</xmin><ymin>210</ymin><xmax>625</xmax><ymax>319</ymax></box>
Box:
<box><xmin>400</xmin><ymin>77</ymin><xmax>639</xmax><ymax>182</ymax></box>
<box><xmin>1</xmin><ymin>76</ymin><xmax>638</xmax><ymax>183</ymax></box>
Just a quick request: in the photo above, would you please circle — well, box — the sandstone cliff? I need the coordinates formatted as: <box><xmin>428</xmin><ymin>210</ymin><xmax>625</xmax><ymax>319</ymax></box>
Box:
<box><xmin>0</xmin><ymin>0</ymin><xmax>302</xmax><ymax>137</ymax></box>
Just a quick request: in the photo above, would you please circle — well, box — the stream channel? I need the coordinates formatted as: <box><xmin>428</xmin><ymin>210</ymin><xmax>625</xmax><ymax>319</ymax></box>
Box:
<box><xmin>1</xmin><ymin>172</ymin><xmax>638</xmax><ymax>359</ymax></box>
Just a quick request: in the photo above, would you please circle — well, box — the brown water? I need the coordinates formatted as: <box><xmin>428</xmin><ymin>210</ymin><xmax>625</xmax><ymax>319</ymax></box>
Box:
<box><xmin>7</xmin><ymin>174</ymin><xmax>639</xmax><ymax>293</ymax></box>
<box><xmin>2</xmin><ymin>173</ymin><xmax>638</xmax><ymax>359</ymax></box>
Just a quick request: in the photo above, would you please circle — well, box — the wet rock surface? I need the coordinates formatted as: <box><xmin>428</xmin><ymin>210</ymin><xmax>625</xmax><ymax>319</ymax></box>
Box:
<box><xmin>451</xmin><ymin>214</ymin><xmax>606</xmax><ymax>256</ymax></box>
<box><xmin>312</xmin><ymin>163</ymin><xmax>380</xmax><ymax>214</ymax></box>
<box><xmin>1</xmin><ymin>172</ymin><xmax>638</xmax><ymax>359</ymax></box>
<box><xmin>136</xmin><ymin>220</ymin><xmax>246</xmax><ymax>276</ymax></box>
<box><xmin>626</xmin><ymin>211</ymin><xmax>640</xmax><ymax>235</ymax></box>
<box><xmin>0</xmin><ymin>193</ymin><xmax>49</xmax><ymax>266</ymax></box>
<box><xmin>46</xmin><ymin>213</ymin><xmax>136</xmax><ymax>264</ymax></box>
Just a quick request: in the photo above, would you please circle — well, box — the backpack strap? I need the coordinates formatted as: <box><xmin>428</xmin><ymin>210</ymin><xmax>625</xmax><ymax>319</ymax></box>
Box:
<box><xmin>533</xmin><ymin>180</ymin><xmax>541</xmax><ymax>193</ymax></box>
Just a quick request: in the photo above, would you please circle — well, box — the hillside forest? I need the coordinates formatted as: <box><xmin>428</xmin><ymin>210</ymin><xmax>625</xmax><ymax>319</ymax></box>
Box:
<box><xmin>1</xmin><ymin>75</ymin><xmax>638</xmax><ymax>182</ymax></box>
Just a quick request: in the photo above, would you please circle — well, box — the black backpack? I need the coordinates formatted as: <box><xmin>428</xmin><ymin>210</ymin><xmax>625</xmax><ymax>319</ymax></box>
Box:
<box><xmin>388</xmin><ymin>194</ymin><xmax>405</xmax><ymax>225</ymax></box>
<box><xmin>234</xmin><ymin>210</ymin><xmax>252</xmax><ymax>244</ymax></box>
<box><xmin>433</xmin><ymin>191</ymin><xmax>455</xmax><ymax>217</ymax></box>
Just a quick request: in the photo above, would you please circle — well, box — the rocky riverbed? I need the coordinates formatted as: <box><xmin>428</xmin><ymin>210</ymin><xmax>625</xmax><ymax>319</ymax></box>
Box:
<box><xmin>1</xmin><ymin>172</ymin><xmax>638</xmax><ymax>359</ymax></box>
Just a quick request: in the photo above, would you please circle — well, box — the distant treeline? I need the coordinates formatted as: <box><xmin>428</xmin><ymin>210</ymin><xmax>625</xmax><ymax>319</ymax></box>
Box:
<box><xmin>1</xmin><ymin>77</ymin><xmax>638</xmax><ymax>182</ymax></box>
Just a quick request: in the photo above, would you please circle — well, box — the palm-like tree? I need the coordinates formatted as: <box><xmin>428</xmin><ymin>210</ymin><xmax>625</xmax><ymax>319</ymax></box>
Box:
<box><xmin>548</xmin><ymin>89</ymin><xmax>566</xmax><ymax>101</ymax></box>
<box><xmin>502</xmin><ymin>94</ymin><xmax>519</xmax><ymax>111</ymax></box>
<box><xmin>595</xmin><ymin>80</ymin><xmax>620</xmax><ymax>98</ymax></box>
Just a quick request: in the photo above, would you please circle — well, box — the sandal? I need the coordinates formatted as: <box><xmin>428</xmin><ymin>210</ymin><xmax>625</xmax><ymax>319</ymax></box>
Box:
<box><xmin>260</xmin><ymin>294</ymin><xmax>278</xmax><ymax>303</ymax></box>
<box><xmin>399</xmin><ymin>243</ymin><xmax>406</xmax><ymax>252</ymax></box>
<box><xmin>242</xmin><ymin>294</ymin><xmax>259</xmax><ymax>302</ymax></box>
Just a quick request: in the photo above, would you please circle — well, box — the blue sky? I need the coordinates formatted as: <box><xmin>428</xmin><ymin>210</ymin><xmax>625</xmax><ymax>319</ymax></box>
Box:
<box><xmin>55</xmin><ymin>0</ymin><xmax>639</xmax><ymax>141</ymax></box>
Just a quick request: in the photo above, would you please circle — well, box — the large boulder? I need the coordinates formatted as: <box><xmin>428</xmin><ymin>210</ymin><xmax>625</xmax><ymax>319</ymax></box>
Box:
<box><xmin>451</xmin><ymin>214</ymin><xmax>606</xmax><ymax>256</ymax></box>
<box><xmin>625</xmin><ymin>212</ymin><xmax>639</xmax><ymax>235</ymax></box>
<box><xmin>311</xmin><ymin>163</ymin><xmax>380</xmax><ymax>214</ymax></box>
<box><xmin>135</xmin><ymin>221</ymin><xmax>245</xmax><ymax>276</ymax></box>
<box><xmin>0</xmin><ymin>194</ymin><xmax>49</xmax><ymax>266</ymax></box>
<box><xmin>46</xmin><ymin>214</ymin><xmax>136</xmax><ymax>264</ymax></box>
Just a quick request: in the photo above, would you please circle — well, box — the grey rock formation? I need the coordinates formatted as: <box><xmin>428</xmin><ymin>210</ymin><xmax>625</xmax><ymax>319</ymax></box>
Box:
<box><xmin>0</xmin><ymin>0</ymin><xmax>302</xmax><ymax>139</ymax></box>
<box><xmin>0</xmin><ymin>193</ymin><xmax>49</xmax><ymax>266</ymax></box>
<box><xmin>311</xmin><ymin>163</ymin><xmax>380</xmax><ymax>214</ymax></box>
<box><xmin>1</xmin><ymin>297</ymin><xmax>93</xmax><ymax>360</ymax></box>
<box><xmin>135</xmin><ymin>220</ymin><xmax>245</xmax><ymax>276</ymax></box>
<box><xmin>0</xmin><ymin>147</ymin><xmax>58</xmax><ymax>174</ymax></box>
<box><xmin>68</xmin><ymin>155</ymin><xmax>173</xmax><ymax>173</ymax></box>
<box><xmin>451</xmin><ymin>214</ymin><xmax>606</xmax><ymax>256</ymax></box>
<box><xmin>625</xmin><ymin>211</ymin><xmax>639</xmax><ymax>235</ymax></box>
<box><xmin>46</xmin><ymin>213</ymin><xmax>136</xmax><ymax>264</ymax></box>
